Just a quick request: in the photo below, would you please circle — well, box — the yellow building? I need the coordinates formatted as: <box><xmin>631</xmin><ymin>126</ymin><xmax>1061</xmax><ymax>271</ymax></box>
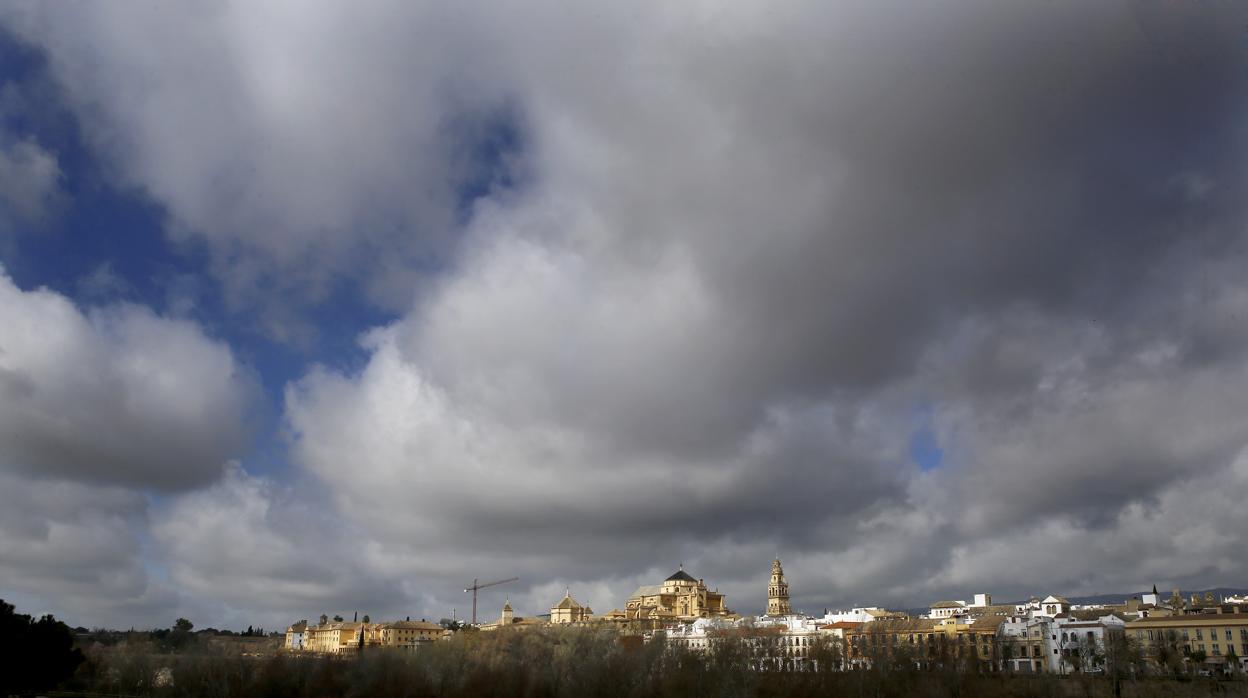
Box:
<box><xmin>1128</xmin><ymin>612</ymin><xmax>1248</xmax><ymax>670</ymax></box>
<box><xmin>295</xmin><ymin>617</ymin><xmax>443</xmax><ymax>653</ymax></box>
<box><xmin>625</xmin><ymin>566</ymin><xmax>731</xmax><ymax>626</ymax></box>
<box><xmin>550</xmin><ymin>590</ymin><xmax>593</xmax><ymax>624</ymax></box>
<box><xmin>368</xmin><ymin>620</ymin><xmax>443</xmax><ymax>649</ymax></box>
<box><xmin>304</xmin><ymin>620</ymin><xmax>363</xmax><ymax>654</ymax></box>
<box><xmin>846</xmin><ymin>616</ymin><xmax>999</xmax><ymax>671</ymax></box>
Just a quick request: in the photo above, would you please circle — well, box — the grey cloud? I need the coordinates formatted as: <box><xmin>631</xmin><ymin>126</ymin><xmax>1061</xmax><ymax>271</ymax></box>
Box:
<box><xmin>280</xmin><ymin>0</ymin><xmax>1248</xmax><ymax>619</ymax></box>
<box><xmin>0</xmin><ymin>470</ymin><xmax>177</xmax><ymax>629</ymax></box>
<box><xmin>0</xmin><ymin>137</ymin><xmax>63</xmax><ymax>233</ymax></box>
<box><xmin>152</xmin><ymin>464</ymin><xmax>403</xmax><ymax>628</ymax></box>
<box><xmin>3</xmin><ymin>1</ymin><xmax>1248</xmax><ymax>625</ymax></box>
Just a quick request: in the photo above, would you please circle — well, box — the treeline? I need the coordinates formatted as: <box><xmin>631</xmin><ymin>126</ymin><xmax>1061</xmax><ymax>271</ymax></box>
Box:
<box><xmin>55</xmin><ymin>625</ymin><xmax>1248</xmax><ymax>698</ymax></box>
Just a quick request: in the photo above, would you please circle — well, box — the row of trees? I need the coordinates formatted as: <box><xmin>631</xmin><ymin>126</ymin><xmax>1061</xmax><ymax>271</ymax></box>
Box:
<box><xmin>56</xmin><ymin>624</ymin><xmax>1247</xmax><ymax>698</ymax></box>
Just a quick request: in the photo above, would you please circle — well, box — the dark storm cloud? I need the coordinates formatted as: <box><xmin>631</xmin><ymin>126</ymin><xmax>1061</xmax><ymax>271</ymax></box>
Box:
<box><xmin>282</xmin><ymin>0</ymin><xmax>1248</xmax><ymax>616</ymax></box>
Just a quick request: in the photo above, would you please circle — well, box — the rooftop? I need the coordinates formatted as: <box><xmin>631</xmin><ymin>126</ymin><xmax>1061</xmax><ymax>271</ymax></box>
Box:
<box><xmin>666</xmin><ymin>568</ymin><xmax>698</xmax><ymax>583</ymax></box>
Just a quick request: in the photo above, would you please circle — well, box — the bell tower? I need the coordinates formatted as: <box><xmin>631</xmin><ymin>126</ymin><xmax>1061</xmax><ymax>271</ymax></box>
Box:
<box><xmin>767</xmin><ymin>558</ymin><xmax>792</xmax><ymax>616</ymax></box>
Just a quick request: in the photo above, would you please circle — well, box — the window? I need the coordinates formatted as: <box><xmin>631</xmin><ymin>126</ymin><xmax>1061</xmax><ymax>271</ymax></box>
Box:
<box><xmin>1183</xmin><ymin>630</ymin><xmax>1190</xmax><ymax>640</ymax></box>
<box><xmin>1213</xmin><ymin>645</ymin><xmax>1220</xmax><ymax>656</ymax></box>
<box><xmin>1196</xmin><ymin>629</ymin><xmax>1203</xmax><ymax>640</ymax></box>
<box><xmin>1227</xmin><ymin>630</ymin><xmax>1234</xmax><ymax>641</ymax></box>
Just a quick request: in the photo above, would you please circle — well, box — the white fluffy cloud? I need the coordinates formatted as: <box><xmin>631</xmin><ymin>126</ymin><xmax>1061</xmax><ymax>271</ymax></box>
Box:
<box><xmin>0</xmin><ymin>269</ymin><xmax>257</xmax><ymax>490</ymax></box>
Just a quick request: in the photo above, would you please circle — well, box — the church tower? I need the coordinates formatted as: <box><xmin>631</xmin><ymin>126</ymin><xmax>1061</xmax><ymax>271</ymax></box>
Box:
<box><xmin>767</xmin><ymin>558</ymin><xmax>792</xmax><ymax>616</ymax></box>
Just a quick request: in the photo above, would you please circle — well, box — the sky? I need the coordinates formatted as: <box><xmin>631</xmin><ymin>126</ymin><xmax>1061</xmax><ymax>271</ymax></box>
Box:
<box><xmin>0</xmin><ymin>1</ymin><xmax>1246</xmax><ymax>632</ymax></box>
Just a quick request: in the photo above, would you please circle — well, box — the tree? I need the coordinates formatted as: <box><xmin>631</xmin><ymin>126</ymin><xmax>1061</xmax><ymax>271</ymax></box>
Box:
<box><xmin>1156</xmin><ymin>630</ymin><xmax>1184</xmax><ymax>676</ymax></box>
<box><xmin>333</xmin><ymin>614</ymin><xmax>344</xmax><ymax>622</ymax></box>
<box><xmin>165</xmin><ymin>616</ymin><xmax>197</xmax><ymax>651</ymax></box>
<box><xmin>0</xmin><ymin>599</ymin><xmax>85</xmax><ymax>694</ymax></box>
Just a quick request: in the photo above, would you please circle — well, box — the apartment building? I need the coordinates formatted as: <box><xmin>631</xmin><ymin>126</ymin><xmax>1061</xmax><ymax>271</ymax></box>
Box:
<box><xmin>1128</xmin><ymin>613</ymin><xmax>1248</xmax><ymax>671</ymax></box>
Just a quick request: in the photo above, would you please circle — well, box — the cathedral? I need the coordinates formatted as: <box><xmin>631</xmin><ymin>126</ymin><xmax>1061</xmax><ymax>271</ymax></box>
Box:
<box><xmin>624</xmin><ymin>566</ymin><xmax>731</xmax><ymax>624</ymax></box>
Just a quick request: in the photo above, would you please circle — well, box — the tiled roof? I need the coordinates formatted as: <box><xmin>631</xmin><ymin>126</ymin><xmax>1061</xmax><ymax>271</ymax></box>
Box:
<box><xmin>389</xmin><ymin>621</ymin><xmax>442</xmax><ymax>630</ymax></box>
<box><xmin>554</xmin><ymin>594</ymin><xmax>584</xmax><ymax>610</ymax></box>
<box><xmin>1129</xmin><ymin>613</ymin><xmax>1248</xmax><ymax>624</ymax></box>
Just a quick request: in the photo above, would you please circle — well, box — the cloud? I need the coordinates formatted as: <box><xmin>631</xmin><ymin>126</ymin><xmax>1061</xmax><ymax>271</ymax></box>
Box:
<box><xmin>0</xmin><ymin>268</ymin><xmax>258</xmax><ymax>490</ymax></box>
<box><xmin>0</xmin><ymin>2</ymin><xmax>519</xmax><ymax>329</ymax></box>
<box><xmin>0</xmin><ymin>137</ymin><xmax>63</xmax><ymax>233</ymax></box>
<box><xmin>0</xmin><ymin>470</ymin><xmax>181</xmax><ymax>629</ymax></box>
<box><xmin>152</xmin><ymin>464</ymin><xmax>402</xmax><ymax>629</ymax></box>
<box><xmin>276</xmin><ymin>0</ymin><xmax>1248</xmax><ymax>617</ymax></box>
<box><xmin>2</xmin><ymin>0</ymin><xmax>1247</xmax><ymax>624</ymax></box>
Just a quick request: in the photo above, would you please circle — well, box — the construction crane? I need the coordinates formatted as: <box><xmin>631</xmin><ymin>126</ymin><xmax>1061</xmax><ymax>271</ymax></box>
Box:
<box><xmin>464</xmin><ymin>576</ymin><xmax>519</xmax><ymax>625</ymax></box>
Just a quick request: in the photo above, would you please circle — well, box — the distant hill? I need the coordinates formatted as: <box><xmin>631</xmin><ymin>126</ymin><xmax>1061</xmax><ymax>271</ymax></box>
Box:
<box><xmin>1056</xmin><ymin>587</ymin><xmax>1248</xmax><ymax>607</ymax></box>
<box><xmin>897</xmin><ymin>588</ymin><xmax>1248</xmax><ymax>617</ymax></box>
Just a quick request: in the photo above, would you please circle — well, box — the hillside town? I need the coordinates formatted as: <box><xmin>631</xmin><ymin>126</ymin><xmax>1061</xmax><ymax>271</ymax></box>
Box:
<box><xmin>283</xmin><ymin>559</ymin><xmax>1248</xmax><ymax>676</ymax></box>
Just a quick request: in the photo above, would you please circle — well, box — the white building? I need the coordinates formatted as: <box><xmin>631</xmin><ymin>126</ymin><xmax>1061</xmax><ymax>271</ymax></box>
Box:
<box><xmin>1050</xmin><ymin>615</ymin><xmax>1126</xmax><ymax>674</ymax></box>
<box><xmin>284</xmin><ymin>620</ymin><xmax>307</xmax><ymax>650</ymax></box>
<box><xmin>929</xmin><ymin>600</ymin><xmax>967</xmax><ymax>619</ymax></box>
<box><xmin>660</xmin><ymin>614</ymin><xmax>828</xmax><ymax>672</ymax></box>
<box><xmin>819</xmin><ymin>607</ymin><xmax>898</xmax><ymax>624</ymax></box>
<box><xmin>999</xmin><ymin>613</ymin><xmax>1126</xmax><ymax>674</ymax></box>
<box><xmin>1035</xmin><ymin>596</ymin><xmax>1071</xmax><ymax>618</ymax></box>
<box><xmin>926</xmin><ymin>593</ymin><xmax>992</xmax><ymax>619</ymax></box>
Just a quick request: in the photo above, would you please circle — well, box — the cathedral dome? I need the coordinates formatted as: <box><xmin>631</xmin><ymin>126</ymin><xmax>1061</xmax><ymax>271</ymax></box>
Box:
<box><xmin>666</xmin><ymin>568</ymin><xmax>698</xmax><ymax>583</ymax></box>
